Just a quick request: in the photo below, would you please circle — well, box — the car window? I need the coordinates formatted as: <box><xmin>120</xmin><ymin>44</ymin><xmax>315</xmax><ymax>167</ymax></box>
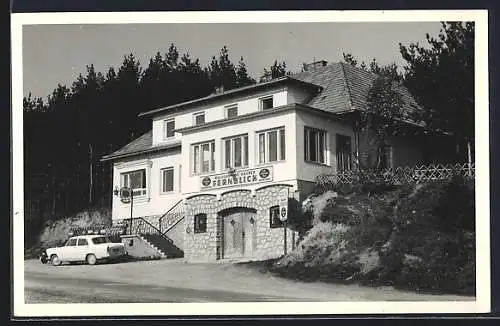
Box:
<box><xmin>77</xmin><ymin>238</ymin><xmax>88</xmax><ymax>246</ymax></box>
<box><xmin>66</xmin><ymin>238</ymin><xmax>77</xmax><ymax>246</ymax></box>
<box><xmin>91</xmin><ymin>237</ymin><xmax>109</xmax><ymax>245</ymax></box>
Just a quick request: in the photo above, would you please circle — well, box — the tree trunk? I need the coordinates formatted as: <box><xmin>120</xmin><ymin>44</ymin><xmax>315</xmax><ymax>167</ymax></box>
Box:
<box><xmin>89</xmin><ymin>143</ymin><xmax>93</xmax><ymax>205</ymax></box>
<box><xmin>467</xmin><ymin>139</ymin><xmax>472</xmax><ymax>176</ymax></box>
<box><xmin>51</xmin><ymin>164</ymin><xmax>56</xmax><ymax>216</ymax></box>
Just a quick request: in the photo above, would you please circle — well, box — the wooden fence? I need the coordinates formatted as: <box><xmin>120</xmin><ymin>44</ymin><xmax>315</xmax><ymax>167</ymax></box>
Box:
<box><xmin>316</xmin><ymin>163</ymin><xmax>475</xmax><ymax>186</ymax></box>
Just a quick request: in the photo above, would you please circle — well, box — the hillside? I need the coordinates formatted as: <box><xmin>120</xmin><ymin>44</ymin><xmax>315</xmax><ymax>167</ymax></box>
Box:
<box><xmin>255</xmin><ymin>176</ymin><xmax>475</xmax><ymax>295</ymax></box>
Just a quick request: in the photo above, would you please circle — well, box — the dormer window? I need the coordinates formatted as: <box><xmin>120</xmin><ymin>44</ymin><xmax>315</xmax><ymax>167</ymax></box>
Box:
<box><xmin>225</xmin><ymin>104</ymin><xmax>238</xmax><ymax>119</ymax></box>
<box><xmin>259</xmin><ymin>96</ymin><xmax>274</xmax><ymax>110</ymax></box>
<box><xmin>193</xmin><ymin>112</ymin><xmax>205</xmax><ymax>126</ymax></box>
<box><xmin>163</xmin><ymin>119</ymin><xmax>175</xmax><ymax>139</ymax></box>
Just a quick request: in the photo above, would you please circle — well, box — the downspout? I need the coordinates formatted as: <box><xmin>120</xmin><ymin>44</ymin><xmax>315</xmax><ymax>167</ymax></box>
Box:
<box><xmin>339</xmin><ymin>62</ymin><xmax>359</xmax><ymax>170</ymax></box>
<box><xmin>354</xmin><ymin>117</ymin><xmax>360</xmax><ymax>171</ymax></box>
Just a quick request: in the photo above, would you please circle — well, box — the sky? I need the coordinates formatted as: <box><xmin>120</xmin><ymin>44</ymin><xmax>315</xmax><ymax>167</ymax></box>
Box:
<box><xmin>22</xmin><ymin>22</ymin><xmax>442</xmax><ymax>100</ymax></box>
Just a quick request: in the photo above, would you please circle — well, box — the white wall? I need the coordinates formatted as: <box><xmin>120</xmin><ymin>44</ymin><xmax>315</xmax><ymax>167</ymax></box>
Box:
<box><xmin>151</xmin><ymin>85</ymin><xmax>306</xmax><ymax>146</ymax></box>
<box><xmin>180</xmin><ymin>110</ymin><xmax>298</xmax><ymax>196</ymax></box>
<box><xmin>295</xmin><ymin>110</ymin><xmax>355</xmax><ymax>182</ymax></box>
<box><xmin>112</xmin><ymin>149</ymin><xmax>182</xmax><ymax>220</ymax></box>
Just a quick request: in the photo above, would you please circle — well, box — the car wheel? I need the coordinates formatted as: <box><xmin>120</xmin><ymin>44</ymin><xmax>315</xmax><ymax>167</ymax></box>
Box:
<box><xmin>39</xmin><ymin>254</ymin><xmax>48</xmax><ymax>264</ymax></box>
<box><xmin>50</xmin><ymin>254</ymin><xmax>62</xmax><ymax>266</ymax></box>
<box><xmin>86</xmin><ymin>254</ymin><xmax>97</xmax><ymax>265</ymax></box>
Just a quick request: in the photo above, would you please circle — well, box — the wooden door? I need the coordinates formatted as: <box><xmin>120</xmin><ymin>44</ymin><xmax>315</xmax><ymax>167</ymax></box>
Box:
<box><xmin>243</xmin><ymin>211</ymin><xmax>256</xmax><ymax>256</ymax></box>
<box><xmin>223</xmin><ymin>209</ymin><xmax>257</xmax><ymax>259</ymax></box>
<box><xmin>224</xmin><ymin>213</ymin><xmax>244</xmax><ymax>258</ymax></box>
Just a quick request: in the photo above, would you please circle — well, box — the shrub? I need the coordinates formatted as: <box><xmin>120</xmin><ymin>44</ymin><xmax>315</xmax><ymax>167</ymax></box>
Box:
<box><xmin>382</xmin><ymin>177</ymin><xmax>476</xmax><ymax>294</ymax></box>
<box><xmin>37</xmin><ymin>208</ymin><xmax>111</xmax><ymax>249</ymax></box>
<box><xmin>268</xmin><ymin>175</ymin><xmax>475</xmax><ymax>295</ymax></box>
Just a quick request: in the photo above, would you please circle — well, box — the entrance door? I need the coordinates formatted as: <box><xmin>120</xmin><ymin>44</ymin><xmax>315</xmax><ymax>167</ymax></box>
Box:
<box><xmin>222</xmin><ymin>208</ymin><xmax>256</xmax><ymax>259</ymax></box>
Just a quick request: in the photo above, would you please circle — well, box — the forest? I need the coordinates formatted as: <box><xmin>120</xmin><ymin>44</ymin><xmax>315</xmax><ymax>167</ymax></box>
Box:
<box><xmin>23</xmin><ymin>22</ymin><xmax>474</xmax><ymax>247</ymax></box>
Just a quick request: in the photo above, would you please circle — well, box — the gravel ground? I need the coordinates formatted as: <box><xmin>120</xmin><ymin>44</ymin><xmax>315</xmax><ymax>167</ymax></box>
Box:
<box><xmin>24</xmin><ymin>258</ymin><xmax>475</xmax><ymax>302</ymax></box>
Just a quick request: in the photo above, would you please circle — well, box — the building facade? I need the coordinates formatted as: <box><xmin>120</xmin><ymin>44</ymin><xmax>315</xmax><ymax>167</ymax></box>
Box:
<box><xmin>101</xmin><ymin>61</ymin><xmax>426</xmax><ymax>262</ymax></box>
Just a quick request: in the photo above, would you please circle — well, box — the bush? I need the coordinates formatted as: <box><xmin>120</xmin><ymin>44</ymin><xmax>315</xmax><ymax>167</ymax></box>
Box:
<box><xmin>382</xmin><ymin>177</ymin><xmax>476</xmax><ymax>294</ymax></box>
<box><xmin>37</xmin><ymin>208</ymin><xmax>111</xmax><ymax>249</ymax></box>
<box><xmin>275</xmin><ymin>222</ymin><xmax>353</xmax><ymax>281</ymax></box>
<box><xmin>268</xmin><ymin>176</ymin><xmax>475</xmax><ymax>295</ymax></box>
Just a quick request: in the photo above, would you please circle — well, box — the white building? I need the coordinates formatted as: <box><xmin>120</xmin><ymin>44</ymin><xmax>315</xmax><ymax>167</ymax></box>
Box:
<box><xmin>101</xmin><ymin>61</ymin><xmax>426</xmax><ymax>261</ymax></box>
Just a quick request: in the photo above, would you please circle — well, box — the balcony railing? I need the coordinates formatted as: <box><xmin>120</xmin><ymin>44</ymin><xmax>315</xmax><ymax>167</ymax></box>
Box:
<box><xmin>316</xmin><ymin>163</ymin><xmax>475</xmax><ymax>187</ymax></box>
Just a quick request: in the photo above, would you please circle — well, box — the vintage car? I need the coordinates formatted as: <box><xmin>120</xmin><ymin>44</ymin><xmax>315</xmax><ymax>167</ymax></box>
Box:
<box><xmin>44</xmin><ymin>235</ymin><xmax>127</xmax><ymax>266</ymax></box>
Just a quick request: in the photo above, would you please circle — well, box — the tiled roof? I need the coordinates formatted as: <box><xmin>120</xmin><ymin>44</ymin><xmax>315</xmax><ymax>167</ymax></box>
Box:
<box><xmin>291</xmin><ymin>62</ymin><xmax>422</xmax><ymax>117</ymax></box>
<box><xmin>103</xmin><ymin>62</ymin><xmax>422</xmax><ymax>161</ymax></box>
<box><xmin>100</xmin><ymin>131</ymin><xmax>180</xmax><ymax>161</ymax></box>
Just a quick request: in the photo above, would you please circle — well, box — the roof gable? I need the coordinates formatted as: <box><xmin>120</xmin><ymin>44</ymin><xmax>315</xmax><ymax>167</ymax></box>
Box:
<box><xmin>100</xmin><ymin>131</ymin><xmax>180</xmax><ymax>161</ymax></box>
<box><xmin>292</xmin><ymin>62</ymin><xmax>422</xmax><ymax>117</ymax></box>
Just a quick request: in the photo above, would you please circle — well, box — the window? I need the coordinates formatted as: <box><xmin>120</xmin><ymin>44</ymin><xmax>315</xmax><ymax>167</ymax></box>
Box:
<box><xmin>223</xmin><ymin>134</ymin><xmax>249</xmax><ymax>169</ymax></box>
<box><xmin>336</xmin><ymin>134</ymin><xmax>352</xmax><ymax>171</ymax></box>
<box><xmin>163</xmin><ymin>119</ymin><xmax>175</xmax><ymax>139</ymax></box>
<box><xmin>257</xmin><ymin>128</ymin><xmax>286</xmax><ymax>164</ymax></box>
<box><xmin>194</xmin><ymin>213</ymin><xmax>207</xmax><ymax>233</ymax></box>
<box><xmin>161</xmin><ymin>167</ymin><xmax>174</xmax><ymax>193</ymax></box>
<box><xmin>269</xmin><ymin>206</ymin><xmax>284</xmax><ymax>228</ymax></box>
<box><xmin>77</xmin><ymin>238</ymin><xmax>88</xmax><ymax>246</ymax></box>
<box><xmin>194</xmin><ymin>112</ymin><xmax>205</xmax><ymax>126</ymax></box>
<box><xmin>380</xmin><ymin>145</ymin><xmax>393</xmax><ymax>169</ymax></box>
<box><xmin>66</xmin><ymin>238</ymin><xmax>77</xmax><ymax>246</ymax></box>
<box><xmin>225</xmin><ymin>104</ymin><xmax>238</xmax><ymax>118</ymax></box>
<box><xmin>304</xmin><ymin>128</ymin><xmax>327</xmax><ymax>164</ymax></box>
<box><xmin>121</xmin><ymin>169</ymin><xmax>147</xmax><ymax>196</ymax></box>
<box><xmin>91</xmin><ymin>236</ymin><xmax>110</xmax><ymax>245</ymax></box>
<box><xmin>192</xmin><ymin>141</ymin><xmax>215</xmax><ymax>174</ymax></box>
<box><xmin>259</xmin><ymin>96</ymin><xmax>274</xmax><ymax>110</ymax></box>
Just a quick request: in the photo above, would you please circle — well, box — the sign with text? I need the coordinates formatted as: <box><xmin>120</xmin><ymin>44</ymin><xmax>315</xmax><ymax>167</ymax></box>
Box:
<box><xmin>200</xmin><ymin>167</ymin><xmax>273</xmax><ymax>190</ymax></box>
<box><xmin>279</xmin><ymin>187</ymin><xmax>289</xmax><ymax>221</ymax></box>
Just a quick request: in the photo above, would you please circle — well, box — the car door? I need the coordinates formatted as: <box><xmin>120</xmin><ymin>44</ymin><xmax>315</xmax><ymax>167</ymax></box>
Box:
<box><xmin>76</xmin><ymin>238</ymin><xmax>90</xmax><ymax>261</ymax></box>
<box><xmin>61</xmin><ymin>238</ymin><xmax>78</xmax><ymax>261</ymax></box>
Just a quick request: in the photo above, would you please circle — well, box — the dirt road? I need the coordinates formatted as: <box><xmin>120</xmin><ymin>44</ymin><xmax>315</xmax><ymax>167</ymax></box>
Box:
<box><xmin>24</xmin><ymin>259</ymin><xmax>475</xmax><ymax>303</ymax></box>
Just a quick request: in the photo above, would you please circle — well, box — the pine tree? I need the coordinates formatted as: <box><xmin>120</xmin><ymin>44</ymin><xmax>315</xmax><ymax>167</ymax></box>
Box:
<box><xmin>260</xmin><ymin>60</ymin><xmax>288</xmax><ymax>82</ymax></box>
<box><xmin>236</xmin><ymin>56</ymin><xmax>256</xmax><ymax>87</ymax></box>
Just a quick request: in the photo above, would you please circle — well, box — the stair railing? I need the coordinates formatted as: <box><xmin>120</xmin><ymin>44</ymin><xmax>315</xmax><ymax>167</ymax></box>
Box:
<box><xmin>158</xmin><ymin>199</ymin><xmax>185</xmax><ymax>235</ymax></box>
<box><xmin>129</xmin><ymin>217</ymin><xmax>174</xmax><ymax>244</ymax></box>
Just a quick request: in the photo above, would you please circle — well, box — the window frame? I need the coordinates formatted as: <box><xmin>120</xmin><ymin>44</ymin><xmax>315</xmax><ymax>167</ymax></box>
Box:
<box><xmin>194</xmin><ymin>213</ymin><xmax>207</xmax><ymax>233</ymax></box>
<box><xmin>256</xmin><ymin>127</ymin><xmax>286</xmax><ymax>164</ymax></box>
<box><xmin>304</xmin><ymin>127</ymin><xmax>328</xmax><ymax>165</ymax></box>
<box><xmin>77</xmin><ymin>238</ymin><xmax>88</xmax><ymax>246</ymax></box>
<box><xmin>66</xmin><ymin>238</ymin><xmax>77</xmax><ymax>246</ymax></box>
<box><xmin>269</xmin><ymin>205</ymin><xmax>284</xmax><ymax>228</ymax></box>
<box><xmin>191</xmin><ymin>140</ymin><xmax>216</xmax><ymax>175</ymax></box>
<box><xmin>380</xmin><ymin>145</ymin><xmax>393</xmax><ymax>169</ymax></box>
<box><xmin>335</xmin><ymin>133</ymin><xmax>353</xmax><ymax>171</ymax></box>
<box><xmin>163</xmin><ymin>118</ymin><xmax>176</xmax><ymax>140</ymax></box>
<box><xmin>225</xmin><ymin>104</ymin><xmax>238</xmax><ymax>119</ymax></box>
<box><xmin>259</xmin><ymin>95</ymin><xmax>274</xmax><ymax>111</ymax></box>
<box><xmin>120</xmin><ymin>168</ymin><xmax>147</xmax><ymax>197</ymax></box>
<box><xmin>222</xmin><ymin>134</ymin><xmax>249</xmax><ymax>170</ymax></box>
<box><xmin>193</xmin><ymin>111</ymin><xmax>206</xmax><ymax>126</ymax></box>
<box><xmin>160</xmin><ymin>167</ymin><xmax>174</xmax><ymax>194</ymax></box>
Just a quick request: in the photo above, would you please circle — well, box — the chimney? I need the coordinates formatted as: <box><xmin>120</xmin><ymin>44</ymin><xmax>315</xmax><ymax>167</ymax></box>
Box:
<box><xmin>215</xmin><ymin>85</ymin><xmax>224</xmax><ymax>94</ymax></box>
<box><xmin>260</xmin><ymin>71</ymin><xmax>273</xmax><ymax>83</ymax></box>
<box><xmin>302</xmin><ymin>60</ymin><xmax>328</xmax><ymax>72</ymax></box>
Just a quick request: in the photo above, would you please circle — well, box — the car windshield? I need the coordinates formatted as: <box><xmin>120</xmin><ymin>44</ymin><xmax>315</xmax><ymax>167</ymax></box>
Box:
<box><xmin>91</xmin><ymin>236</ymin><xmax>110</xmax><ymax>244</ymax></box>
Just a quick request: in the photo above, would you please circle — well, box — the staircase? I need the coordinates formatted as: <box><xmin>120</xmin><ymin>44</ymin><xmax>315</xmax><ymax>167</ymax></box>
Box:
<box><xmin>129</xmin><ymin>215</ymin><xmax>184</xmax><ymax>258</ymax></box>
<box><xmin>158</xmin><ymin>199</ymin><xmax>185</xmax><ymax>236</ymax></box>
<box><xmin>141</xmin><ymin>233</ymin><xmax>184</xmax><ymax>258</ymax></box>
